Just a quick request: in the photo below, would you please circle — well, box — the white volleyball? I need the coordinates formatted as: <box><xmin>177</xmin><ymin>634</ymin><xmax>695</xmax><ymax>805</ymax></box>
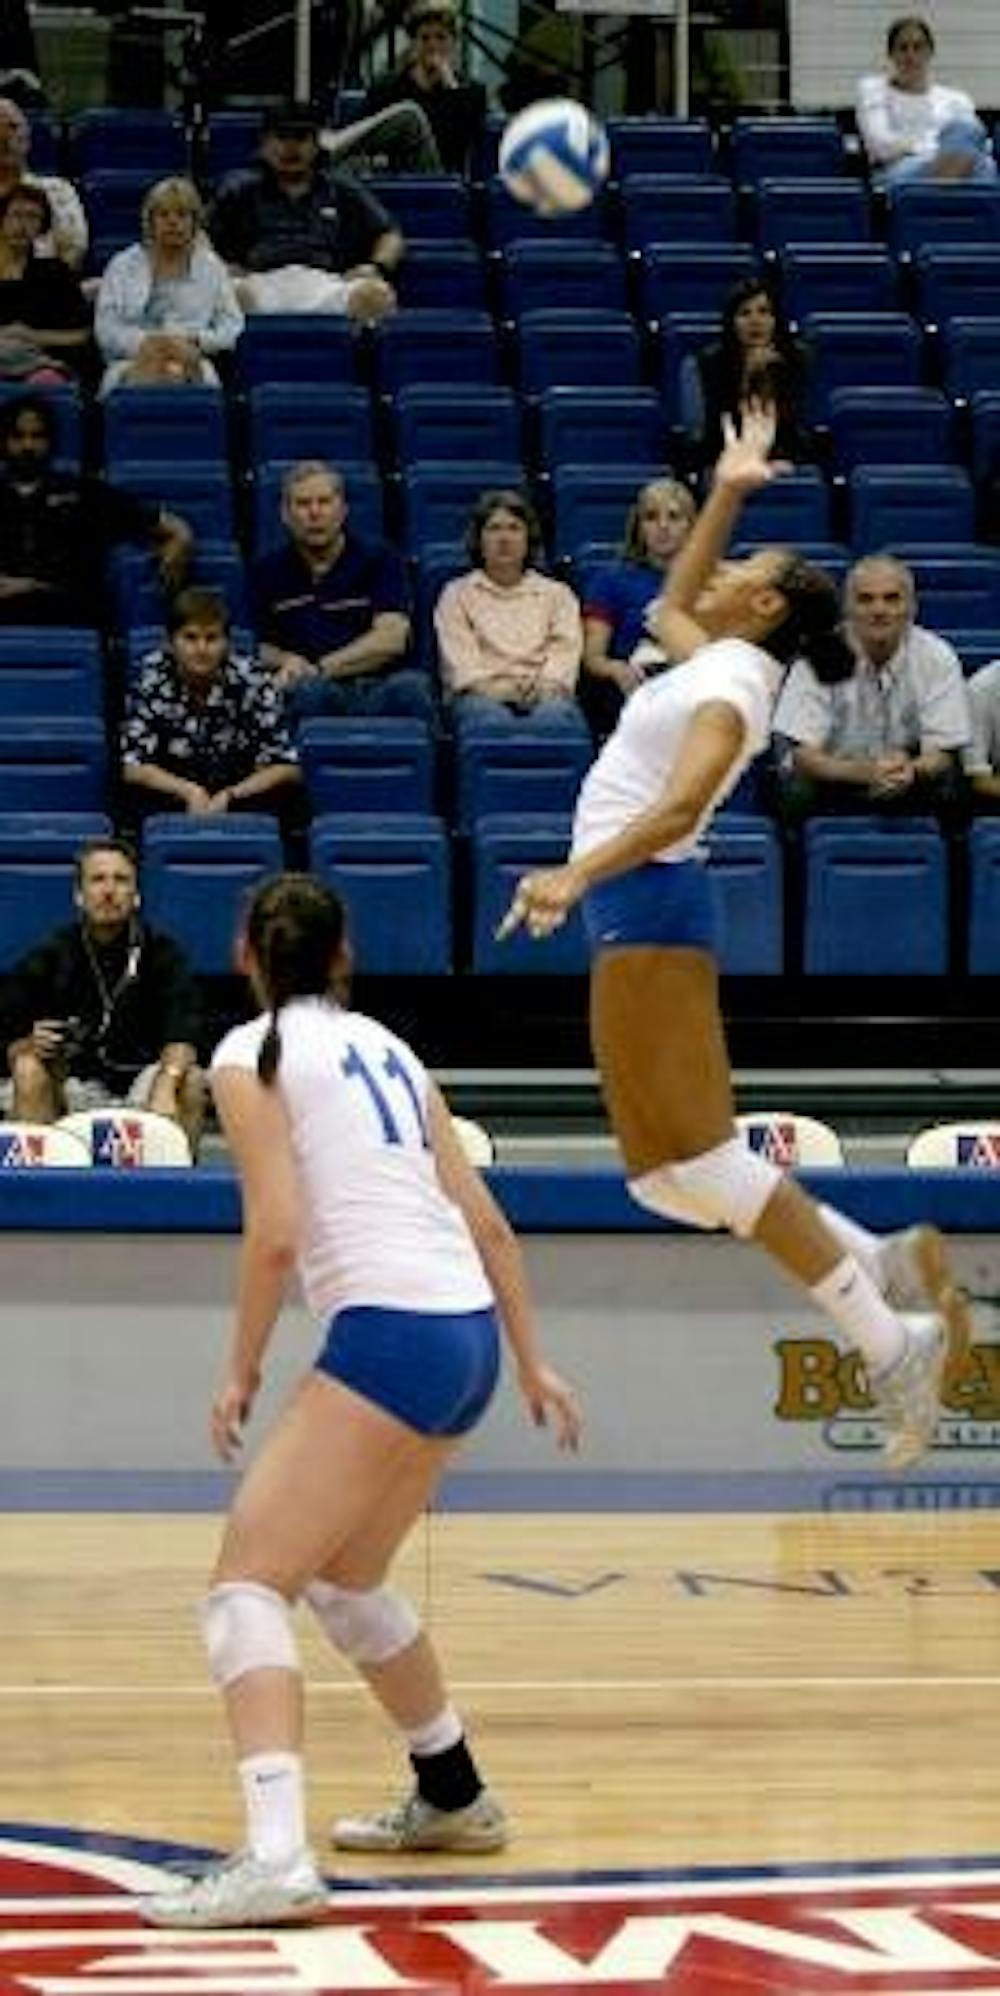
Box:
<box><xmin>499</xmin><ymin>97</ymin><xmax>610</xmax><ymax>216</ymax></box>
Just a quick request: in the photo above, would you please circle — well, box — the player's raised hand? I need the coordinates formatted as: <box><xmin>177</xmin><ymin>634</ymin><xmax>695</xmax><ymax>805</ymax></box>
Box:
<box><xmin>713</xmin><ymin>405</ymin><xmax>788</xmax><ymax>494</ymax></box>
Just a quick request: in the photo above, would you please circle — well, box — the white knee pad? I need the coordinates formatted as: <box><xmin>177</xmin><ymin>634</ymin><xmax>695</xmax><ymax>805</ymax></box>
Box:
<box><xmin>199</xmin><ymin>1581</ymin><xmax>299</xmax><ymax>1689</ymax></box>
<box><xmin>628</xmin><ymin>1168</ymin><xmax>721</xmax><ymax>1231</ymax></box>
<box><xmin>671</xmin><ymin>1136</ymin><xmax>781</xmax><ymax>1239</ymax></box>
<box><xmin>304</xmin><ymin>1580</ymin><xmax>420</xmax><ymax>1666</ymax></box>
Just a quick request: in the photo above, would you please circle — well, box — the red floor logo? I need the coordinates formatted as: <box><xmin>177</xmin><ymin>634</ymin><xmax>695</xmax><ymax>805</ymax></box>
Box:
<box><xmin>6</xmin><ymin>1829</ymin><xmax>1000</xmax><ymax>1992</ymax></box>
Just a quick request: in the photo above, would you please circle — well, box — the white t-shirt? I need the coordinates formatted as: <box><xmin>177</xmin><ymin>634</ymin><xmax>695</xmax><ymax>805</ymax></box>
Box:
<box><xmin>855</xmin><ymin>73</ymin><xmax>978</xmax><ymax>166</ymax></box>
<box><xmin>571</xmin><ymin>637</ymin><xmax>783</xmax><ymax>864</ymax></box>
<box><xmin>964</xmin><ymin>660</ymin><xmax>1000</xmax><ymax>776</ymax></box>
<box><xmin>211</xmin><ymin>998</ymin><xmax>492</xmax><ymax>1322</ymax></box>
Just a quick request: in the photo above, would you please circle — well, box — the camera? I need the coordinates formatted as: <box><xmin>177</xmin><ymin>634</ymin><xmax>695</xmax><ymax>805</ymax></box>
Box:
<box><xmin>59</xmin><ymin>1016</ymin><xmax>92</xmax><ymax>1065</ymax></box>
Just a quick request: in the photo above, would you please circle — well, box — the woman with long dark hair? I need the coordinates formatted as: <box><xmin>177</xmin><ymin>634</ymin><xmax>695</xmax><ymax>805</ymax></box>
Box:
<box><xmin>685</xmin><ymin>277</ymin><xmax>810</xmax><ymax>471</ymax></box>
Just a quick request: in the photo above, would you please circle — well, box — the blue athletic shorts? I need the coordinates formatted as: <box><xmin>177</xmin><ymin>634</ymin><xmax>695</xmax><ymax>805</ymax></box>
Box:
<box><xmin>582</xmin><ymin>858</ymin><xmax>719</xmax><ymax>956</ymax></box>
<box><xmin>315</xmin><ymin>1303</ymin><xmax>501</xmax><ymax>1437</ymax></box>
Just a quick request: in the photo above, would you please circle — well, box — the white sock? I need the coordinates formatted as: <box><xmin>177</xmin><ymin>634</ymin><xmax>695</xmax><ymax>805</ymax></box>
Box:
<box><xmin>819</xmin><ymin>1205</ymin><xmax>884</xmax><ymax>1288</ymax></box>
<box><xmin>406</xmin><ymin>1705</ymin><xmax>463</xmax><ymax>1758</ymax></box>
<box><xmin>810</xmin><ymin>1255</ymin><xmax>906</xmax><ymax>1376</ymax></box>
<box><xmin>239</xmin><ymin>1750</ymin><xmax>307</xmax><ymax>1867</ymax></box>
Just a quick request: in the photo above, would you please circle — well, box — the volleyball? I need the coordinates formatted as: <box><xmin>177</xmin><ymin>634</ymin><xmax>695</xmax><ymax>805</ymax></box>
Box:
<box><xmin>498</xmin><ymin>97</ymin><xmax>610</xmax><ymax>216</ymax></box>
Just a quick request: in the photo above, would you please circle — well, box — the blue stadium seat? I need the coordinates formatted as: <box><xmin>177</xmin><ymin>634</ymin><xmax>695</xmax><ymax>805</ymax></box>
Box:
<box><xmin>204</xmin><ymin>110</ymin><xmax>260</xmax><ymax>183</ymax></box>
<box><xmin>636</xmin><ymin>243</ymin><xmax>759</xmax><ymax>322</ymax></box>
<box><xmin>252</xmin><ymin>461</ymin><xmax>382</xmax><ymax>552</ymax></box>
<box><xmin>890</xmin><ymin>546</ymin><xmax>1000</xmax><ymax>633</ymax></box>
<box><xmin>656</xmin><ymin>311</ymin><xmax>720</xmax><ymax>425</ymax></box>
<box><xmin>309</xmin><ymin>813</ymin><xmax>451</xmax><ymax>974</ymax></box>
<box><xmin>412</xmin><ymin>541</ymin><xmax>466</xmax><ymax>671</ymax></box>
<box><xmin>394</xmin><ymin>240</ymin><xmax>488</xmax><ymax>310</ymax></box>
<box><xmin>915</xmin><ymin>246</ymin><xmax>1000</xmax><ymax>325</ymax></box>
<box><xmin>108</xmin><ymin>542</ymin><xmax>248</xmax><ymax>632</ymax></box>
<box><xmin>968</xmin><ymin>820</ymin><xmax>1000</xmax><ymax>973</ymax></box>
<box><xmin>81</xmin><ymin>169</ymin><xmax>151</xmax><ymax>250</ymax></box>
<box><xmin>730</xmin><ymin>117</ymin><xmax>845</xmax><ymax>185</ymax></box>
<box><xmin>849</xmin><ymin>465</ymin><xmax>975</xmax><ymax>552</ymax></box>
<box><xmin>472</xmin><ymin>815</ymin><xmax>587</xmax><ymax>973</ymax></box>
<box><xmin>26</xmin><ymin>113</ymin><xmax>61</xmax><ymax>174</ymax></box>
<box><xmin>498</xmin><ymin>239</ymin><xmax>628</xmax><ymax>318</ymax></box>
<box><xmin>705</xmin><ymin>817</ymin><xmax>784</xmax><ymax>974</ymax></box>
<box><xmin>401</xmin><ymin>460</ymin><xmax>524</xmax><ymax>554</ymax></box>
<box><xmin>887</xmin><ymin>182</ymin><xmax>1000</xmax><ymax>257</ymax></box>
<box><xmin>517</xmin><ymin>309</ymin><xmax>641</xmax><ymax>394</ymax></box>
<box><xmin>730</xmin><ymin>538</ymin><xmax>852</xmax><ymax>588</ymax></box>
<box><xmin>551</xmin><ymin>464</ymin><xmax>659</xmax><ymax>561</ymax></box>
<box><xmin>112</xmin><ymin>460</ymin><xmax>235</xmax><ymax>541</ymax></box>
<box><xmin>366</xmin><ymin>174</ymin><xmax>473</xmax><ymax>241</ymax></box>
<box><xmin>298</xmin><ymin>718</ymin><xmax>434</xmax><ymax>815</ymax></box>
<box><xmin>942</xmin><ymin>318</ymin><xmax>1000</xmax><ymax>400</ymax></box>
<box><xmin>537</xmin><ymin>386</ymin><xmax>666</xmax><ymax>472</ymax></box>
<box><xmin>456</xmin><ymin>732</ymin><xmax>591</xmax><ymax>831</ymax></box>
<box><xmin>0</xmin><ymin>718</ymin><xmax>107</xmax><ymax>814</ymax></box>
<box><xmin>969</xmin><ymin>390</ymin><xmax>1000</xmax><ymax>484</ymax></box>
<box><xmin>103</xmin><ymin>385</ymin><xmax>228</xmax><ymax>468</ymax></box>
<box><xmin>826</xmin><ymin>386</ymin><xmax>955</xmax><ymax>471</ymax></box>
<box><xmin>620</xmin><ymin>175</ymin><xmax>736</xmax><ymax>252</ymax></box>
<box><xmin>0</xmin><ymin>814</ymin><xmax>113</xmax><ymax>969</ymax></box>
<box><xmin>754</xmin><ymin>178</ymin><xmax>871</xmax><ymax>253</ymax></box>
<box><xmin>141</xmin><ymin>816</ymin><xmax>283</xmax><ymax>975</ymax></box>
<box><xmin>779</xmin><ymin>245</ymin><xmax>898</xmax><ymax>322</ymax></box>
<box><xmin>393</xmin><ymin>385</ymin><xmax>521</xmax><ymax>468</ymax></box>
<box><xmin>731</xmin><ymin>467</ymin><xmax>831</xmax><ymax>547</ymax></box>
<box><xmin>802</xmin><ymin>312</ymin><xmax>924</xmax><ymax>422</ymax></box>
<box><xmin>72</xmin><ymin>108</ymin><xmax>187</xmax><ymax>173</ymax></box>
<box><xmin>0</xmin><ymin>381</ymin><xmax>82</xmax><ymax>471</ymax></box>
<box><xmin>804</xmin><ymin>819</ymin><xmax>948</xmax><ymax>975</ymax></box>
<box><xmin>372</xmin><ymin>310</ymin><xmax>500</xmax><ymax>395</ymax></box>
<box><xmin>246</xmin><ymin>383</ymin><xmax>374</xmax><ymax>469</ymax></box>
<box><xmin>0</xmin><ymin>628</ymin><xmax>103</xmax><ymax>719</ymax></box>
<box><xmin>235</xmin><ymin>315</ymin><xmax>359</xmax><ymax>390</ymax></box>
<box><xmin>607</xmin><ymin>117</ymin><xmax>714</xmax><ymax>179</ymax></box>
<box><xmin>485</xmin><ymin>174</ymin><xmax>609</xmax><ymax>248</ymax></box>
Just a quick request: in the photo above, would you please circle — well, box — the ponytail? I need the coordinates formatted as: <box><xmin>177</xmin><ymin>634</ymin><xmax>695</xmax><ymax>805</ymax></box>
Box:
<box><xmin>257</xmin><ymin>1013</ymin><xmax>282</xmax><ymax>1087</ymax></box>
<box><xmin>243</xmin><ymin>873</ymin><xmax>349</xmax><ymax>1088</ymax></box>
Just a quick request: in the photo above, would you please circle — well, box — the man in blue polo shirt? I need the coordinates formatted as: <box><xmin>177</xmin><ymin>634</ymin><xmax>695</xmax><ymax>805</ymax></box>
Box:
<box><xmin>251</xmin><ymin>459</ymin><xmax>434</xmax><ymax>723</ymax></box>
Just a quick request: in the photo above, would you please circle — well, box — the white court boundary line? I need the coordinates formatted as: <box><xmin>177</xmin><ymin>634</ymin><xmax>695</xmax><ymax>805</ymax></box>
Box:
<box><xmin>1</xmin><ymin>1673</ymin><xmax>1000</xmax><ymax>1696</ymax></box>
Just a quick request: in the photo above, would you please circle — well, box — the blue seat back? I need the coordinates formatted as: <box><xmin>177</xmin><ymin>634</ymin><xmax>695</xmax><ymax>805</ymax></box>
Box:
<box><xmin>472</xmin><ymin>815</ymin><xmax>587</xmax><ymax>973</ymax></box>
<box><xmin>755</xmin><ymin>178</ymin><xmax>871</xmax><ymax>251</ymax></box>
<box><xmin>731</xmin><ymin>467</ymin><xmax>831</xmax><ymax>547</ymax></box>
<box><xmin>103</xmin><ymin>385</ymin><xmax>228</xmax><ymax>468</ymax></box>
<box><xmin>485</xmin><ymin>175</ymin><xmax>609</xmax><ymax>248</ymax></box>
<box><xmin>499</xmin><ymin>240</ymin><xmax>628</xmax><ymax>318</ymax></box>
<box><xmin>827</xmin><ymin>386</ymin><xmax>954</xmax><ymax>471</ymax></box>
<box><xmin>393</xmin><ymin>385</ymin><xmax>521</xmax><ymax>467</ymax></box>
<box><xmin>551</xmin><ymin>463</ymin><xmax>659</xmax><ymax>562</ymax></box>
<box><xmin>108</xmin><ymin>541</ymin><xmax>248</xmax><ymax>632</ymax></box>
<box><xmin>942</xmin><ymin>317</ymin><xmax>1000</xmax><ymax>399</ymax></box>
<box><xmin>804</xmin><ymin>819</ymin><xmax>947</xmax><ymax>975</ymax></box>
<box><xmin>969</xmin><ymin>391</ymin><xmax>1000</xmax><ymax>482</ymax></box>
<box><xmin>969</xmin><ymin>820</ymin><xmax>1000</xmax><ymax>973</ymax></box>
<box><xmin>915</xmin><ymin>245</ymin><xmax>1000</xmax><ymax>325</ymax></box>
<box><xmin>402</xmin><ymin>460</ymin><xmax>523</xmax><ymax>555</ymax></box>
<box><xmin>366</xmin><ymin>174</ymin><xmax>473</xmax><ymax>241</ymax></box>
<box><xmin>246</xmin><ymin>383</ymin><xmax>374</xmax><ymax>469</ymax></box>
<box><xmin>517</xmin><ymin>310</ymin><xmax>641</xmax><ymax>394</ymax></box>
<box><xmin>888</xmin><ymin>182</ymin><xmax>1000</xmax><ymax>256</ymax></box>
<box><xmin>620</xmin><ymin>175</ymin><xmax>736</xmax><ymax>251</ymax></box>
<box><xmin>309</xmin><ymin>814</ymin><xmax>451</xmax><ymax>974</ymax></box>
<box><xmin>235</xmin><ymin>315</ymin><xmax>359</xmax><ymax>389</ymax></box>
<box><xmin>73</xmin><ymin>108</ymin><xmax>187</xmax><ymax>173</ymax></box>
<box><xmin>0</xmin><ymin>814</ymin><xmax>113</xmax><ymax>968</ymax></box>
<box><xmin>298</xmin><ymin>719</ymin><xmax>434</xmax><ymax>815</ymax></box>
<box><xmin>637</xmin><ymin>243</ymin><xmax>759</xmax><ymax>321</ymax></box>
<box><xmin>0</xmin><ymin>718</ymin><xmax>107</xmax><ymax>813</ymax></box>
<box><xmin>705</xmin><ymin>818</ymin><xmax>784</xmax><ymax>974</ymax></box>
<box><xmin>112</xmin><ymin>460</ymin><xmax>235</xmax><ymax>541</ymax></box>
<box><xmin>779</xmin><ymin>245</ymin><xmax>898</xmax><ymax>322</ymax></box>
<box><xmin>372</xmin><ymin>311</ymin><xmax>500</xmax><ymax>395</ymax></box>
<box><xmin>849</xmin><ymin>465</ymin><xmax>975</xmax><ymax>553</ymax></box>
<box><xmin>141</xmin><ymin>815</ymin><xmax>283</xmax><ymax>974</ymax></box>
<box><xmin>891</xmin><ymin>546</ymin><xmax>1000</xmax><ymax>633</ymax></box>
<box><xmin>395</xmin><ymin>241</ymin><xmax>488</xmax><ymax>311</ymax></box>
<box><xmin>803</xmin><ymin>313</ymin><xmax>923</xmax><ymax>422</ymax></box>
<box><xmin>0</xmin><ymin>626</ymin><xmax>103</xmax><ymax>719</ymax></box>
<box><xmin>205</xmin><ymin>110</ymin><xmax>260</xmax><ymax>183</ymax></box>
<box><xmin>730</xmin><ymin>116</ymin><xmax>844</xmax><ymax>185</ymax></box>
<box><xmin>457</xmin><ymin>734</ymin><xmax>591</xmax><ymax>831</ymax></box>
<box><xmin>607</xmin><ymin>117</ymin><xmax>714</xmax><ymax>178</ymax></box>
<box><xmin>537</xmin><ymin>387</ymin><xmax>665</xmax><ymax>472</ymax></box>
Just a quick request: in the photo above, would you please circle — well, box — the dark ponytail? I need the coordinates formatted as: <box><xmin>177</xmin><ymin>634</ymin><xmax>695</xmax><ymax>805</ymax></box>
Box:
<box><xmin>244</xmin><ymin>873</ymin><xmax>348</xmax><ymax>1088</ymax></box>
<box><xmin>766</xmin><ymin>555</ymin><xmax>855</xmax><ymax>684</ymax></box>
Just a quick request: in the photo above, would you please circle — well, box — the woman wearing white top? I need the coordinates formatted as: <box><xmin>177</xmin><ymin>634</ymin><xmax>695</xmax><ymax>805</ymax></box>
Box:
<box><xmin>856</xmin><ymin>15</ymin><xmax>997</xmax><ymax>187</ymax></box>
<box><xmin>96</xmin><ymin>176</ymin><xmax>244</xmax><ymax>393</ymax></box>
<box><xmin>501</xmin><ymin>409</ymin><xmax>970</xmax><ymax>1477</ymax></box>
<box><xmin>143</xmin><ymin>873</ymin><xmax>580</xmax><ymax>1930</ymax></box>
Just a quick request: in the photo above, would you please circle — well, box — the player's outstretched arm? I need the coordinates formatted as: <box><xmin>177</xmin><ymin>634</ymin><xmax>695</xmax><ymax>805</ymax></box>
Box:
<box><xmin>653</xmin><ymin>407</ymin><xmax>785</xmax><ymax>660</ymax></box>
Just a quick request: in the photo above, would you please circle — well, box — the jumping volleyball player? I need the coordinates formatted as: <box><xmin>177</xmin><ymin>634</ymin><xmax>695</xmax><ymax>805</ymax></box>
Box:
<box><xmin>143</xmin><ymin>873</ymin><xmax>581</xmax><ymax>1929</ymax></box>
<box><xmin>501</xmin><ymin>408</ymin><xmax>969</xmax><ymax>1471</ymax></box>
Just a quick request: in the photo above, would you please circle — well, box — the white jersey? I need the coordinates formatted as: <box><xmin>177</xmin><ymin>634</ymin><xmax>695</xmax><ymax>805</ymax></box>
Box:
<box><xmin>571</xmin><ymin>637</ymin><xmax>783</xmax><ymax>864</ymax></box>
<box><xmin>211</xmin><ymin>998</ymin><xmax>493</xmax><ymax>1322</ymax></box>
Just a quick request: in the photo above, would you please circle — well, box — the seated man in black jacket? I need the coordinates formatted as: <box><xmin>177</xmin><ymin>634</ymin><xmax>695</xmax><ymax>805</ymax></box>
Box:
<box><xmin>330</xmin><ymin>0</ymin><xmax>487</xmax><ymax>176</ymax></box>
<box><xmin>0</xmin><ymin>836</ymin><xmax>206</xmax><ymax>1152</ymax></box>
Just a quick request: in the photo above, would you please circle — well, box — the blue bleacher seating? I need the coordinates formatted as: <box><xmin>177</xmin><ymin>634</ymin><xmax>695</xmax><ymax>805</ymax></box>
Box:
<box><xmin>637</xmin><ymin>243</ymin><xmax>759</xmax><ymax>322</ymax></box>
<box><xmin>969</xmin><ymin>390</ymin><xmax>1000</xmax><ymax>484</ymax></box>
<box><xmin>103</xmin><ymin>385</ymin><xmax>228</xmax><ymax>468</ymax></box>
<box><xmin>298</xmin><ymin>719</ymin><xmax>433</xmax><ymax>815</ymax></box>
<box><xmin>246</xmin><ymin>383</ymin><xmax>374</xmax><ymax>470</ymax></box>
<box><xmin>848</xmin><ymin>465</ymin><xmax>976</xmax><ymax>553</ymax></box>
<box><xmin>803</xmin><ymin>819</ymin><xmax>948</xmax><ymax>975</ymax></box>
<box><xmin>620</xmin><ymin>174</ymin><xmax>736</xmax><ymax>252</ymax></box>
<box><xmin>394</xmin><ymin>241</ymin><xmax>488</xmax><ymax>310</ymax></box>
<box><xmin>401</xmin><ymin>461</ymin><xmax>524</xmax><ymax>555</ymax></box>
<box><xmin>705</xmin><ymin>816</ymin><xmax>784</xmax><ymax>975</ymax></box>
<box><xmin>0</xmin><ymin>629</ymin><xmax>103</xmax><ymax>720</ymax></box>
<box><xmin>372</xmin><ymin>310</ymin><xmax>500</xmax><ymax>395</ymax></box>
<box><xmin>779</xmin><ymin>245</ymin><xmax>898</xmax><ymax>322</ymax></box>
<box><xmin>26</xmin><ymin>113</ymin><xmax>61</xmax><ymax>174</ymax></box>
<box><xmin>537</xmin><ymin>386</ymin><xmax>666</xmax><ymax>473</ymax></box>
<box><xmin>72</xmin><ymin>108</ymin><xmax>187</xmax><ymax>173</ymax></box>
<box><xmin>204</xmin><ymin>109</ymin><xmax>260</xmax><ymax>183</ymax></box>
<box><xmin>0</xmin><ymin>718</ymin><xmax>107</xmax><ymax>814</ymax></box>
<box><xmin>0</xmin><ymin>382</ymin><xmax>81</xmax><ymax>471</ymax></box>
<box><xmin>485</xmin><ymin>175</ymin><xmax>609</xmax><ymax>249</ymax></box>
<box><xmin>730</xmin><ymin>466</ymin><xmax>831</xmax><ymax>547</ymax></box>
<box><xmin>550</xmin><ymin>464</ymin><xmax>662</xmax><ymax>562</ymax></box>
<box><xmin>472</xmin><ymin>815</ymin><xmax>587</xmax><ymax>974</ymax></box>
<box><xmin>141</xmin><ymin>815</ymin><xmax>284</xmax><ymax>975</ymax></box>
<box><xmin>607</xmin><ymin>117</ymin><xmax>714</xmax><ymax>179</ymax></box>
<box><xmin>392</xmin><ymin>385</ymin><xmax>521</xmax><ymax>468</ymax></box>
<box><xmin>755</xmin><ymin>178</ymin><xmax>871</xmax><ymax>252</ymax></box>
<box><xmin>517</xmin><ymin>309</ymin><xmax>641</xmax><ymax>395</ymax></box>
<box><xmin>235</xmin><ymin>315</ymin><xmax>359</xmax><ymax>390</ymax></box>
<box><xmin>310</xmin><ymin>814</ymin><xmax>451</xmax><ymax>974</ymax></box>
<box><xmin>730</xmin><ymin>538</ymin><xmax>852</xmax><ymax>588</ymax></box>
<box><xmin>887</xmin><ymin>182</ymin><xmax>1000</xmax><ymax>256</ymax></box>
<box><xmin>730</xmin><ymin>116</ymin><xmax>845</xmax><ymax>186</ymax></box>
<box><xmin>81</xmin><ymin>169</ymin><xmax>152</xmax><ymax>251</ymax></box>
<box><xmin>0</xmin><ymin>814</ymin><xmax>113</xmax><ymax>969</ymax></box>
<box><xmin>969</xmin><ymin>820</ymin><xmax>1000</xmax><ymax>973</ymax></box>
<box><xmin>498</xmin><ymin>239</ymin><xmax>628</xmax><ymax>318</ymax></box>
<box><xmin>826</xmin><ymin>386</ymin><xmax>955</xmax><ymax>471</ymax></box>
<box><xmin>943</xmin><ymin>318</ymin><xmax>1000</xmax><ymax>401</ymax></box>
<box><xmin>802</xmin><ymin>312</ymin><xmax>924</xmax><ymax>422</ymax></box>
<box><xmin>112</xmin><ymin>460</ymin><xmax>235</xmax><ymax>542</ymax></box>
<box><xmin>412</xmin><ymin>541</ymin><xmax>466</xmax><ymax>670</ymax></box>
<box><xmin>889</xmin><ymin>546</ymin><xmax>1000</xmax><ymax>633</ymax></box>
<box><xmin>915</xmin><ymin>245</ymin><xmax>1000</xmax><ymax>326</ymax></box>
<box><xmin>456</xmin><ymin>730</ymin><xmax>591</xmax><ymax>831</ymax></box>
<box><xmin>656</xmin><ymin>311</ymin><xmax>720</xmax><ymax>426</ymax></box>
<box><xmin>366</xmin><ymin>174</ymin><xmax>473</xmax><ymax>241</ymax></box>
<box><xmin>108</xmin><ymin>542</ymin><xmax>249</xmax><ymax>632</ymax></box>
<box><xmin>252</xmin><ymin>461</ymin><xmax>382</xmax><ymax>552</ymax></box>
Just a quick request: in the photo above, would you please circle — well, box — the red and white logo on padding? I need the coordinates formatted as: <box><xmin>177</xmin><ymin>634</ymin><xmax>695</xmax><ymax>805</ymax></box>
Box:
<box><xmin>6</xmin><ymin>1829</ymin><xmax>1000</xmax><ymax>1993</ymax></box>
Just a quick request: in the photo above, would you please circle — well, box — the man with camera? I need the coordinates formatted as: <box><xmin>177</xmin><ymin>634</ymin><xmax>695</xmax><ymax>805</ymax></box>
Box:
<box><xmin>0</xmin><ymin>837</ymin><xmax>205</xmax><ymax>1153</ymax></box>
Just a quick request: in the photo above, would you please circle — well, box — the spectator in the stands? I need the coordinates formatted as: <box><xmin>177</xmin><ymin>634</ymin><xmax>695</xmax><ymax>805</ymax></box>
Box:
<box><xmin>772</xmin><ymin>554</ymin><xmax>970</xmax><ymax>828</ymax></box>
<box><xmin>0</xmin><ymin>390</ymin><xmax>192</xmax><ymax>624</ymax></box>
<box><xmin>436</xmin><ymin>489</ymin><xmax>587</xmax><ymax>737</ymax></box>
<box><xmin>210</xmin><ymin>100</ymin><xmax>399</xmax><ymax>319</ymax></box>
<box><xmin>962</xmin><ymin>662</ymin><xmax>1000</xmax><ymax>810</ymax></box>
<box><xmin>0</xmin><ymin>182</ymin><xmax>91</xmax><ymax>381</ymax></box>
<box><xmin>0</xmin><ymin>835</ymin><xmax>205</xmax><ymax>1153</ymax></box>
<box><xmin>95</xmin><ymin>176</ymin><xmax>243</xmax><ymax>394</ymax></box>
<box><xmin>334</xmin><ymin>0</ymin><xmax>488</xmax><ymax>176</ymax></box>
<box><xmin>682</xmin><ymin>277</ymin><xmax>811</xmax><ymax>472</ymax></box>
<box><xmin>0</xmin><ymin>93</ymin><xmax>87</xmax><ymax>267</ymax></box>
<box><xmin>121</xmin><ymin>587</ymin><xmax>303</xmax><ymax>842</ymax></box>
<box><xmin>251</xmin><ymin>460</ymin><xmax>434</xmax><ymax>724</ymax></box>
<box><xmin>581</xmin><ymin>477</ymin><xmax>696</xmax><ymax>737</ymax></box>
<box><xmin>856</xmin><ymin>16</ymin><xmax>997</xmax><ymax>187</ymax></box>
